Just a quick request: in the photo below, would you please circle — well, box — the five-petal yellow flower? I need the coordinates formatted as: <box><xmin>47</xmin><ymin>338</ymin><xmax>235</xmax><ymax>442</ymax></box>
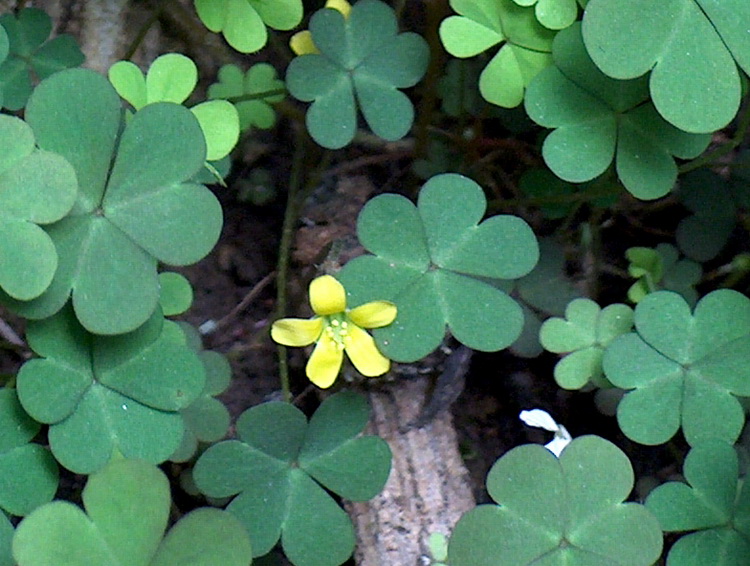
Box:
<box><xmin>271</xmin><ymin>275</ymin><xmax>396</xmax><ymax>388</ymax></box>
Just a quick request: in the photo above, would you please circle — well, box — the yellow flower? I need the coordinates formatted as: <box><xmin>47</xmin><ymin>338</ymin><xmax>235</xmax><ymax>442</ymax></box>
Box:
<box><xmin>271</xmin><ymin>275</ymin><xmax>396</xmax><ymax>388</ymax></box>
<box><xmin>289</xmin><ymin>0</ymin><xmax>352</xmax><ymax>56</ymax></box>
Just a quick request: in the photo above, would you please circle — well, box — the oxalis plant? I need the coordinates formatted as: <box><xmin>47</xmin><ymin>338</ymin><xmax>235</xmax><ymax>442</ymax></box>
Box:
<box><xmin>0</xmin><ymin>1</ymin><xmax>749</xmax><ymax>565</ymax></box>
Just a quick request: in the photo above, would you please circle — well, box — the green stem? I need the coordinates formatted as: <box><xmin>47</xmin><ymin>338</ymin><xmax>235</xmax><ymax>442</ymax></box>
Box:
<box><xmin>123</xmin><ymin>0</ymin><xmax>171</xmax><ymax>60</ymax></box>
<box><xmin>491</xmin><ymin>182</ymin><xmax>621</xmax><ymax>208</ymax></box>
<box><xmin>412</xmin><ymin>0</ymin><xmax>449</xmax><ymax>162</ymax></box>
<box><xmin>679</xmin><ymin>100</ymin><xmax>750</xmax><ymax>174</ymax></box>
<box><xmin>274</xmin><ymin>127</ymin><xmax>332</xmax><ymax>402</ymax></box>
<box><xmin>225</xmin><ymin>89</ymin><xmax>287</xmax><ymax>104</ymax></box>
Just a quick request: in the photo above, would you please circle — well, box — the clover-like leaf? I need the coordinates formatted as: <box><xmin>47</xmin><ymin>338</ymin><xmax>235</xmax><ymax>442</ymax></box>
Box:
<box><xmin>109</xmin><ymin>53</ymin><xmax>198</xmax><ymax>108</ymax></box>
<box><xmin>603</xmin><ymin>289</ymin><xmax>750</xmax><ymax>446</ymax></box>
<box><xmin>676</xmin><ymin>170</ymin><xmax>738</xmax><ymax>262</ymax></box>
<box><xmin>12</xmin><ymin>458</ymin><xmax>253</xmax><ymax>566</ymax></box>
<box><xmin>448</xmin><ymin>435</ymin><xmax>663</xmax><ymax>565</ymax></box>
<box><xmin>195</xmin><ymin>0</ymin><xmax>303</xmax><ymax>53</ymax></box>
<box><xmin>582</xmin><ymin>0</ymin><xmax>750</xmax><ymax>133</ymax></box>
<box><xmin>646</xmin><ymin>442</ymin><xmax>750</xmax><ymax>565</ymax></box>
<box><xmin>439</xmin><ymin>0</ymin><xmax>555</xmax><ymax>108</ymax></box>
<box><xmin>0</xmin><ymin>8</ymin><xmax>84</xmax><ymax>110</ymax></box>
<box><xmin>193</xmin><ymin>391</ymin><xmax>391</xmax><ymax>565</ymax></box>
<box><xmin>525</xmin><ymin>22</ymin><xmax>711</xmax><ymax>200</ymax></box>
<box><xmin>158</xmin><ymin>272</ymin><xmax>193</xmax><ymax>316</ymax></box>
<box><xmin>0</xmin><ymin>388</ymin><xmax>58</xmax><ymax>517</ymax></box>
<box><xmin>109</xmin><ymin>54</ymin><xmax>240</xmax><ymax>162</ymax></box>
<box><xmin>338</xmin><ymin>173</ymin><xmax>539</xmax><ymax>362</ymax></box>
<box><xmin>0</xmin><ymin>114</ymin><xmax>77</xmax><ymax>301</ymax></box>
<box><xmin>16</xmin><ymin>306</ymin><xmax>206</xmax><ymax>474</ymax></box>
<box><xmin>0</xmin><ymin>68</ymin><xmax>222</xmax><ymax>335</ymax></box>
<box><xmin>626</xmin><ymin>243</ymin><xmax>701</xmax><ymax>306</ymax></box>
<box><xmin>208</xmin><ymin>63</ymin><xmax>285</xmax><ymax>132</ymax></box>
<box><xmin>513</xmin><ymin>0</ymin><xmax>579</xmax><ymax>30</ymax></box>
<box><xmin>541</xmin><ymin>298</ymin><xmax>633</xmax><ymax>389</ymax></box>
<box><xmin>170</xmin><ymin>323</ymin><xmax>231</xmax><ymax>463</ymax></box>
<box><xmin>286</xmin><ymin>0</ymin><xmax>429</xmax><ymax>149</ymax></box>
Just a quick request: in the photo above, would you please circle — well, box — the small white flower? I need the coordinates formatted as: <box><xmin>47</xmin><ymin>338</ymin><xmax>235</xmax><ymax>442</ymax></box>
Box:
<box><xmin>519</xmin><ymin>409</ymin><xmax>572</xmax><ymax>457</ymax></box>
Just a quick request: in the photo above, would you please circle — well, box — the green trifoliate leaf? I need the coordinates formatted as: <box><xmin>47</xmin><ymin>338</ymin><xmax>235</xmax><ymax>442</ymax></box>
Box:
<box><xmin>170</xmin><ymin>323</ymin><xmax>231</xmax><ymax>463</ymax></box>
<box><xmin>0</xmin><ymin>68</ymin><xmax>222</xmax><ymax>335</ymax></box>
<box><xmin>16</xmin><ymin>306</ymin><xmax>206</xmax><ymax>474</ymax></box>
<box><xmin>603</xmin><ymin>289</ymin><xmax>750</xmax><ymax>446</ymax></box>
<box><xmin>286</xmin><ymin>0</ymin><xmax>429</xmax><ymax>149</ymax></box>
<box><xmin>448</xmin><ymin>436</ymin><xmax>662</xmax><ymax>565</ymax></box>
<box><xmin>0</xmin><ymin>388</ymin><xmax>58</xmax><ymax>518</ymax></box>
<box><xmin>439</xmin><ymin>0</ymin><xmax>555</xmax><ymax>108</ymax></box>
<box><xmin>12</xmin><ymin>459</ymin><xmax>252</xmax><ymax>566</ymax></box>
<box><xmin>0</xmin><ymin>8</ymin><xmax>84</xmax><ymax>110</ymax></box>
<box><xmin>208</xmin><ymin>63</ymin><xmax>285</xmax><ymax>132</ymax></box>
<box><xmin>195</xmin><ymin>0</ymin><xmax>303</xmax><ymax>53</ymax></box>
<box><xmin>512</xmin><ymin>0</ymin><xmax>579</xmax><ymax>30</ymax></box>
<box><xmin>626</xmin><ymin>243</ymin><xmax>701</xmax><ymax>306</ymax></box>
<box><xmin>541</xmin><ymin>298</ymin><xmax>633</xmax><ymax>389</ymax></box>
<box><xmin>676</xmin><ymin>170</ymin><xmax>738</xmax><ymax>262</ymax></box>
<box><xmin>339</xmin><ymin>173</ymin><xmax>539</xmax><ymax>362</ymax></box>
<box><xmin>525</xmin><ymin>23</ymin><xmax>710</xmax><ymax>200</ymax></box>
<box><xmin>582</xmin><ymin>0</ymin><xmax>750</xmax><ymax>133</ymax></box>
<box><xmin>194</xmin><ymin>391</ymin><xmax>390</xmax><ymax>565</ymax></box>
<box><xmin>646</xmin><ymin>442</ymin><xmax>750</xmax><ymax>565</ymax></box>
<box><xmin>0</xmin><ymin>114</ymin><xmax>77</xmax><ymax>301</ymax></box>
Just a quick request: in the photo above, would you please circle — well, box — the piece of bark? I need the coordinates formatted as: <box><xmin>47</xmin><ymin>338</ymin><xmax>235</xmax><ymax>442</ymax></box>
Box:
<box><xmin>346</xmin><ymin>376</ymin><xmax>475</xmax><ymax>566</ymax></box>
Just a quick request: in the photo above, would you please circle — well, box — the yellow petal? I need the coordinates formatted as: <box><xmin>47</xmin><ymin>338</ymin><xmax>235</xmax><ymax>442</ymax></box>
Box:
<box><xmin>348</xmin><ymin>300</ymin><xmax>397</xmax><ymax>329</ymax></box>
<box><xmin>306</xmin><ymin>333</ymin><xmax>344</xmax><ymax>388</ymax></box>
<box><xmin>271</xmin><ymin>317</ymin><xmax>323</xmax><ymax>346</ymax></box>
<box><xmin>326</xmin><ymin>0</ymin><xmax>352</xmax><ymax>18</ymax></box>
<box><xmin>309</xmin><ymin>275</ymin><xmax>346</xmax><ymax>316</ymax></box>
<box><xmin>289</xmin><ymin>31</ymin><xmax>319</xmax><ymax>56</ymax></box>
<box><xmin>344</xmin><ymin>325</ymin><xmax>390</xmax><ymax>377</ymax></box>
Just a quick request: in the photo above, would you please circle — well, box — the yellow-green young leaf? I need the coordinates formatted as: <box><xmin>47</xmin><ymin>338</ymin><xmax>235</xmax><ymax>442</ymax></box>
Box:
<box><xmin>108</xmin><ymin>60</ymin><xmax>147</xmax><ymax>109</ymax></box>
<box><xmin>145</xmin><ymin>53</ymin><xmax>197</xmax><ymax>105</ymax></box>
<box><xmin>439</xmin><ymin>0</ymin><xmax>555</xmax><ymax>108</ymax></box>
<box><xmin>191</xmin><ymin>100</ymin><xmax>240</xmax><ymax>161</ymax></box>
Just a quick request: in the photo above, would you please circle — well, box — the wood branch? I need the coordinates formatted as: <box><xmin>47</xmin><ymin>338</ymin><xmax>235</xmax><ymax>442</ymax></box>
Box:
<box><xmin>346</xmin><ymin>376</ymin><xmax>475</xmax><ymax>566</ymax></box>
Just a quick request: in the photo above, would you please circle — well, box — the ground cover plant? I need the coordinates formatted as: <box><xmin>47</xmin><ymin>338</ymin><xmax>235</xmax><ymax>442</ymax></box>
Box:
<box><xmin>1</xmin><ymin>1</ymin><xmax>750</xmax><ymax>565</ymax></box>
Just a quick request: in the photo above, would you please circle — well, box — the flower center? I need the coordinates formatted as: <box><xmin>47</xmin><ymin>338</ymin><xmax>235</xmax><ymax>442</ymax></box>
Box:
<box><xmin>324</xmin><ymin>314</ymin><xmax>351</xmax><ymax>350</ymax></box>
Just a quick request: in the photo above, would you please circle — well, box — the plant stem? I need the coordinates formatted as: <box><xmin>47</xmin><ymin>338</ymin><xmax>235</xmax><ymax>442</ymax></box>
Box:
<box><xmin>412</xmin><ymin>0</ymin><xmax>449</xmax><ymax>162</ymax></box>
<box><xmin>274</xmin><ymin>126</ymin><xmax>332</xmax><ymax>402</ymax></box>
<box><xmin>123</xmin><ymin>0</ymin><xmax>170</xmax><ymax>60</ymax></box>
<box><xmin>225</xmin><ymin>89</ymin><xmax>288</xmax><ymax>104</ymax></box>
